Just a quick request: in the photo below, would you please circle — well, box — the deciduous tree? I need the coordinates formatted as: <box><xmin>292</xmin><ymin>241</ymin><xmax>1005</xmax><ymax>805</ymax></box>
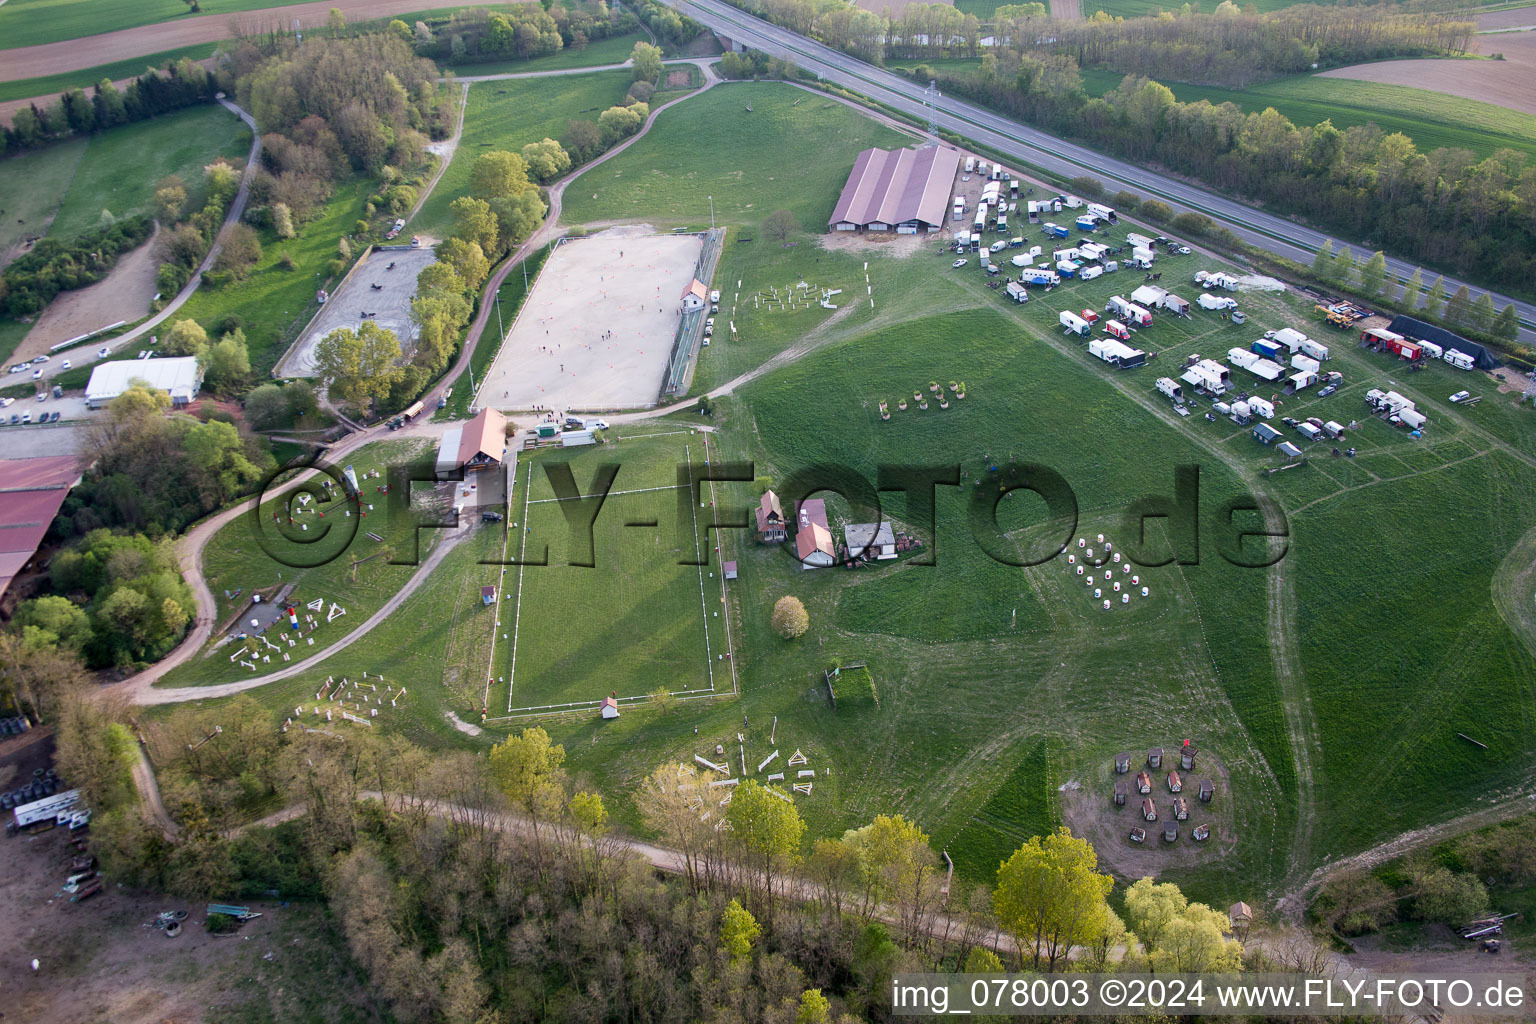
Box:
<box><xmin>994</xmin><ymin>828</ymin><xmax>1113</xmax><ymax>971</ymax></box>
<box><xmin>771</xmin><ymin>595</ymin><xmax>809</xmax><ymax>638</ymax></box>
<box><xmin>314</xmin><ymin>320</ymin><xmax>403</xmax><ymax>410</ymax></box>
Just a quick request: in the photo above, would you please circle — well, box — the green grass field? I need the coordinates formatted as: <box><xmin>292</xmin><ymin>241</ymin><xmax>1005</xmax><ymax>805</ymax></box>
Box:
<box><xmin>0</xmin><ymin>44</ymin><xmax>217</xmax><ymax>103</ymax></box>
<box><xmin>561</xmin><ymin>82</ymin><xmax>915</xmax><ymax>230</ymax></box>
<box><xmin>412</xmin><ymin>70</ymin><xmax>635</xmax><ymax>238</ymax></box>
<box><xmin>1077</xmin><ymin>68</ymin><xmax>1536</xmax><ymax>161</ymax></box>
<box><xmin>174</xmin><ymin>175</ymin><xmax>372</xmax><ymax>374</ymax></box>
<box><xmin>0</xmin><ymin>0</ymin><xmax>323</xmax><ymax>50</ymax></box>
<box><xmin>50</xmin><ymin>104</ymin><xmax>251</xmax><ymax>237</ymax></box>
<box><xmin>489</xmin><ymin>430</ymin><xmax>721</xmax><ymax>714</ymax></box>
<box><xmin>155</xmin><ymin>438</ymin><xmax>444</xmax><ymax>688</ymax></box>
<box><xmin>0</xmin><ymin>137</ymin><xmax>85</xmax><ymax>253</ymax></box>
<box><xmin>147</xmin><ymin>81</ymin><xmax>1536</xmax><ymax>906</ymax></box>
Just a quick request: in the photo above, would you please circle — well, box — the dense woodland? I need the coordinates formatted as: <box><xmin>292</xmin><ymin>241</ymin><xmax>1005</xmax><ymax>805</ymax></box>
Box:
<box><xmin>32</xmin><ymin>683</ymin><xmax>1283</xmax><ymax>1024</ymax></box>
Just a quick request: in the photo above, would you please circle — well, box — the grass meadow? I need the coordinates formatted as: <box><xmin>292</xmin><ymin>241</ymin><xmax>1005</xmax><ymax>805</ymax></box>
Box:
<box><xmin>560</xmin><ymin>82</ymin><xmax>916</xmax><ymax>231</ymax></box>
<box><xmin>142</xmin><ymin>80</ymin><xmax>1536</xmax><ymax>904</ymax></box>
<box><xmin>174</xmin><ymin>175</ymin><xmax>372</xmax><ymax>374</ymax></box>
<box><xmin>488</xmin><ymin>430</ymin><xmax>722</xmax><ymax>714</ymax></box>
<box><xmin>50</xmin><ymin>104</ymin><xmax>252</xmax><ymax>237</ymax></box>
<box><xmin>412</xmin><ymin>70</ymin><xmax>636</xmax><ymax>238</ymax></box>
<box><xmin>155</xmin><ymin>438</ymin><xmax>444</xmax><ymax>688</ymax></box>
<box><xmin>0</xmin><ymin>137</ymin><xmax>85</xmax><ymax>254</ymax></box>
<box><xmin>0</xmin><ymin>0</ymin><xmax>318</xmax><ymax>49</ymax></box>
<box><xmin>1077</xmin><ymin>68</ymin><xmax>1536</xmax><ymax>161</ymax></box>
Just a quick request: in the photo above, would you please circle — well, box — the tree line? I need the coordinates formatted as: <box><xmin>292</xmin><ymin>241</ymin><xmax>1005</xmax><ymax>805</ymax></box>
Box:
<box><xmin>27</xmin><ymin>682</ymin><xmax>1296</xmax><ymax>1024</ymax></box>
<box><xmin>1043</xmin><ymin>4</ymin><xmax>1474</xmax><ymax>88</ymax></box>
<box><xmin>921</xmin><ymin>61</ymin><xmax>1536</xmax><ymax>300</ymax></box>
<box><xmin>313</xmin><ymin>38</ymin><xmax>665</xmax><ymax>417</ymax></box>
<box><xmin>0</xmin><ymin>57</ymin><xmax>218</xmax><ymax>155</ymax></box>
<box><xmin>408</xmin><ymin>2</ymin><xmax>642</xmax><ymax>66</ymax></box>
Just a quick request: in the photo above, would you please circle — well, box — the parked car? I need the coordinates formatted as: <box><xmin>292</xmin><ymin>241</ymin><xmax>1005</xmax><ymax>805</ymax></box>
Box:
<box><xmin>60</xmin><ymin>360</ymin><xmax>70</xmax><ymax>369</ymax></box>
<box><xmin>98</xmin><ymin>347</ymin><xmax>111</xmax><ymax>358</ymax></box>
<box><xmin>1317</xmin><ymin>384</ymin><xmax>1337</xmax><ymax>398</ymax></box>
<box><xmin>1450</xmin><ymin>390</ymin><xmax>1471</xmax><ymax>403</ymax></box>
<box><xmin>32</xmin><ymin>355</ymin><xmax>49</xmax><ymax>364</ymax></box>
<box><xmin>50</xmin><ymin>411</ymin><xmax>61</xmax><ymax>423</ymax></box>
<box><xmin>1176</xmin><ymin>246</ymin><xmax>1191</xmax><ymax>255</ymax></box>
<box><xmin>1281</xmin><ymin>416</ymin><xmax>1299</xmax><ymax>428</ymax></box>
<box><xmin>36</xmin><ymin>393</ymin><xmax>46</xmax><ymax>402</ymax></box>
<box><xmin>31</xmin><ymin>369</ymin><xmax>41</xmax><ymax>379</ymax></box>
<box><xmin>481</xmin><ymin>511</ymin><xmax>503</xmax><ymax>523</ymax></box>
<box><xmin>592</xmin><ymin>419</ymin><xmax>609</xmax><ymax>430</ymax></box>
<box><xmin>952</xmin><ymin>259</ymin><xmax>967</xmax><ymax>268</ymax></box>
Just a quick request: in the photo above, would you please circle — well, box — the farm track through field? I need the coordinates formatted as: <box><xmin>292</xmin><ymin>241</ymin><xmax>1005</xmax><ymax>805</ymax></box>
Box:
<box><xmin>1492</xmin><ymin>521</ymin><xmax>1536</xmax><ymax>664</ymax></box>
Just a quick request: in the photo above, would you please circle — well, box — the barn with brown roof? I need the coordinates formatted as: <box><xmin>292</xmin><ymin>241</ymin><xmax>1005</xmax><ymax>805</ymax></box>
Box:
<box><xmin>457</xmin><ymin>408</ymin><xmax>508</xmax><ymax>472</ymax></box>
<box><xmin>0</xmin><ymin>456</ymin><xmax>82</xmax><ymax>605</ymax></box>
<box><xmin>829</xmin><ymin>146</ymin><xmax>963</xmax><ymax>234</ymax></box>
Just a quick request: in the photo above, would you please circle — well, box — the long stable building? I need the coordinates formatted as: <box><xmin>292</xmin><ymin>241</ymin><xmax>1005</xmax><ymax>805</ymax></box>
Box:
<box><xmin>829</xmin><ymin>146</ymin><xmax>962</xmax><ymax>234</ymax></box>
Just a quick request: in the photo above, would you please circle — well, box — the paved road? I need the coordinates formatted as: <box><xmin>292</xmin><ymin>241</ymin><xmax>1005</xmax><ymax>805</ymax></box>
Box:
<box><xmin>666</xmin><ymin>0</ymin><xmax>1536</xmax><ymax>344</ymax></box>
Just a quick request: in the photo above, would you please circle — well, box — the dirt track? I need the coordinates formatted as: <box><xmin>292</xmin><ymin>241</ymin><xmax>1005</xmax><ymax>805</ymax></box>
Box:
<box><xmin>15</xmin><ymin>229</ymin><xmax>160</xmax><ymax>360</ymax></box>
<box><xmin>0</xmin><ymin>0</ymin><xmax>522</xmax><ymax>82</ymax></box>
<box><xmin>1318</xmin><ymin>10</ymin><xmax>1536</xmax><ymax>118</ymax></box>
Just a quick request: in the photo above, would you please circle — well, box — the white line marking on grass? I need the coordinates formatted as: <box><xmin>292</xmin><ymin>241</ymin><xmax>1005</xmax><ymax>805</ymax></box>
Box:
<box><xmin>686</xmin><ymin>443</ymin><xmax>715</xmax><ymax>693</ymax></box>
<box><xmin>702</xmin><ymin>433</ymin><xmax>737</xmax><ymax>696</ymax></box>
<box><xmin>506</xmin><ymin>459</ymin><xmax>534</xmax><ymax>713</ymax></box>
<box><xmin>526</xmin><ymin>483</ymin><xmax>687</xmax><ymax>504</ymax></box>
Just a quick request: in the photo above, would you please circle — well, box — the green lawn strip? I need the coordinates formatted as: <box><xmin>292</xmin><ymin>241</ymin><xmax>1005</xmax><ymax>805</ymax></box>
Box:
<box><xmin>0</xmin><ymin>137</ymin><xmax>85</xmax><ymax>254</ymax></box>
<box><xmin>153</xmin><ymin>438</ymin><xmax>445</xmax><ymax>688</ymax></box>
<box><xmin>561</xmin><ymin>81</ymin><xmax>916</xmax><ymax>231</ymax></box>
<box><xmin>0</xmin><ymin>44</ymin><xmax>217</xmax><ymax>103</ymax></box>
<box><xmin>445</xmin><ymin>29</ymin><xmax>647</xmax><ymax>76</ymax></box>
<box><xmin>942</xmin><ymin>737</ymin><xmax>1061</xmax><ymax>881</ymax></box>
<box><xmin>174</xmin><ymin>176</ymin><xmax>373</xmax><ymax>375</ymax></box>
<box><xmin>0</xmin><ymin>0</ymin><xmax>323</xmax><ymax>50</ymax></box>
<box><xmin>491</xmin><ymin>431</ymin><xmax>716</xmax><ymax>713</ymax></box>
<box><xmin>1295</xmin><ymin>450</ymin><xmax>1536</xmax><ymax>860</ymax></box>
<box><xmin>51</xmin><ymin>104</ymin><xmax>251</xmax><ymax>238</ymax></box>
<box><xmin>1077</xmin><ymin>67</ymin><xmax>1536</xmax><ymax>161</ymax></box>
<box><xmin>412</xmin><ymin>70</ymin><xmax>635</xmax><ymax>239</ymax></box>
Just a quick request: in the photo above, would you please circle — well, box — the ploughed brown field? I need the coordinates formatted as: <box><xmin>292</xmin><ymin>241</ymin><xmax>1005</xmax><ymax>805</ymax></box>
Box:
<box><xmin>1319</xmin><ymin>7</ymin><xmax>1536</xmax><ymax>118</ymax></box>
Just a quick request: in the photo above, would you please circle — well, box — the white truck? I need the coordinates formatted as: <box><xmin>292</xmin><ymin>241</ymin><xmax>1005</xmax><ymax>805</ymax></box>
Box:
<box><xmin>1020</xmin><ymin>268</ymin><xmax>1060</xmax><ymax>286</ymax></box>
<box><xmin>1270</xmin><ymin>327</ymin><xmax>1309</xmax><ymax>353</ymax></box>
<box><xmin>1444</xmin><ymin>348</ymin><xmax>1475</xmax><ymax>370</ymax></box>
<box><xmin>1086</xmin><ymin>202</ymin><xmax>1118</xmax><ymax>224</ymax></box>
<box><xmin>1131</xmin><ymin>248</ymin><xmax>1155</xmax><ymax>269</ymax></box>
<box><xmin>1198</xmin><ymin>293</ymin><xmax>1236</xmax><ymax>311</ymax></box>
<box><xmin>1090</xmin><ymin>337</ymin><xmax>1146</xmax><ymax>367</ymax></box>
<box><xmin>1229</xmin><ymin>348</ymin><xmax>1287</xmax><ymax>381</ymax></box>
<box><xmin>1106</xmin><ymin>295</ymin><xmax>1134</xmax><ymax>319</ymax></box>
<box><xmin>14</xmin><ymin>789</ymin><xmax>80</xmax><ymax>828</ymax></box>
<box><xmin>1156</xmin><ymin>377</ymin><xmax>1184</xmax><ymax>401</ymax></box>
<box><xmin>1126</xmin><ymin>232</ymin><xmax>1155</xmax><ymax>250</ymax></box>
<box><xmin>1248</xmin><ymin>396</ymin><xmax>1275</xmax><ymax>420</ymax></box>
<box><xmin>964</xmin><ymin>156</ymin><xmax>976</xmax><ymax>173</ymax></box>
<box><xmin>1291</xmin><ymin>353</ymin><xmax>1321</xmax><ymax>374</ymax></box>
<box><xmin>1060</xmin><ymin>311</ymin><xmax>1092</xmax><ymax>336</ymax></box>
<box><xmin>1286</xmin><ymin>370</ymin><xmax>1318</xmax><ymax>393</ymax></box>
<box><xmin>1005</xmin><ymin>281</ymin><xmax>1029</xmax><ymax>303</ymax></box>
<box><xmin>1299</xmin><ymin>338</ymin><xmax>1330</xmax><ymax>361</ymax></box>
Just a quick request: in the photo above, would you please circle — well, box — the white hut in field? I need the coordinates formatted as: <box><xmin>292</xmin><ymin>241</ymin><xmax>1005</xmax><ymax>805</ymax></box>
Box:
<box><xmin>600</xmin><ymin>696</ymin><xmax>621</xmax><ymax>719</ymax></box>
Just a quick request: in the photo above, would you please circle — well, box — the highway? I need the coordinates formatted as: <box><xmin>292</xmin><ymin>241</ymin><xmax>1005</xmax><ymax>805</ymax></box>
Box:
<box><xmin>667</xmin><ymin>0</ymin><xmax>1536</xmax><ymax>344</ymax></box>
